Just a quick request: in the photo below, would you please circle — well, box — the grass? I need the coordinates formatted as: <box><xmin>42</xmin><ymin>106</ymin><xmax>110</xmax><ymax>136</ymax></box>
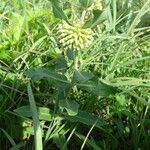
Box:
<box><xmin>27</xmin><ymin>82</ymin><xmax>43</xmax><ymax>150</ymax></box>
<box><xmin>0</xmin><ymin>0</ymin><xmax>150</xmax><ymax>149</ymax></box>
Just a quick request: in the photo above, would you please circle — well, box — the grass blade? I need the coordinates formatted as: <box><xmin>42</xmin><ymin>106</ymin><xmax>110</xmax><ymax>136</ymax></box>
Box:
<box><xmin>27</xmin><ymin>82</ymin><xmax>43</xmax><ymax>150</ymax></box>
<box><xmin>0</xmin><ymin>128</ymin><xmax>16</xmax><ymax>147</ymax></box>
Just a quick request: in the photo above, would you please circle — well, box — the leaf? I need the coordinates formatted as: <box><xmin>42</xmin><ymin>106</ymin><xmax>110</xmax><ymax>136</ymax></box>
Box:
<box><xmin>59</xmin><ymin>99</ymin><xmax>79</xmax><ymax>116</ymax></box>
<box><xmin>27</xmin><ymin>82</ymin><xmax>43</xmax><ymax>150</ymax></box>
<box><xmin>83</xmin><ymin>9</ymin><xmax>108</xmax><ymax>28</ymax></box>
<box><xmin>10</xmin><ymin>142</ymin><xmax>25</xmax><ymax>150</ymax></box>
<box><xmin>25</xmin><ymin>68</ymin><xmax>70</xmax><ymax>89</ymax></box>
<box><xmin>114</xmin><ymin>119</ymin><xmax>124</xmax><ymax>134</ymax></box>
<box><xmin>14</xmin><ymin>106</ymin><xmax>52</xmax><ymax>121</ymax></box>
<box><xmin>66</xmin><ymin>48</ymin><xmax>76</xmax><ymax>60</ymax></box>
<box><xmin>50</xmin><ymin>0</ymin><xmax>68</xmax><ymax>21</ymax></box>
<box><xmin>116</xmin><ymin>95</ymin><xmax>126</xmax><ymax>106</ymax></box>
<box><xmin>14</xmin><ymin>106</ymin><xmax>32</xmax><ymax>118</ymax></box>
<box><xmin>2</xmin><ymin>13</ymin><xmax>25</xmax><ymax>43</ymax></box>
<box><xmin>77</xmin><ymin>81</ymin><xmax>116</xmax><ymax>96</ymax></box>
<box><xmin>121</xmin><ymin>110</ymin><xmax>136</xmax><ymax>119</ymax></box>
<box><xmin>79</xmin><ymin>0</ymin><xmax>93</xmax><ymax>8</ymax></box>
<box><xmin>29</xmin><ymin>36</ymin><xmax>47</xmax><ymax>51</ymax></box>
<box><xmin>0</xmin><ymin>49</ymin><xmax>11</xmax><ymax>60</ymax></box>
<box><xmin>64</xmin><ymin>110</ymin><xmax>107</xmax><ymax>128</ymax></box>
<box><xmin>75</xmin><ymin>133</ymin><xmax>102</xmax><ymax>150</ymax></box>
<box><xmin>53</xmin><ymin>133</ymin><xmax>67</xmax><ymax>150</ymax></box>
<box><xmin>55</xmin><ymin>56</ymin><xmax>68</xmax><ymax>73</ymax></box>
<box><xmin>74</xmin><ymin>71</ymin><xmax>117</xmax><ymax>96</ymax></box>
<box><xmin>0</xmin><ymin>128</ymin><xmax>16</xmax><ymax>147</ymax></box>
<box><xmin>74</xmin><ymin>71</ymin><xmax>94</xmax><ymax>83</ymax></box>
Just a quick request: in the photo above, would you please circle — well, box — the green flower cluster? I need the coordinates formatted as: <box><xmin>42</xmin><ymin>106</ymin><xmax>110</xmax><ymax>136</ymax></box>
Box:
<box><xmin>87</xmin><ymin>0</ymin><xmax>103</xmax><ymax>11</ymax></box>
<box><xmin>56</xmin><ymin>20</ymin><xmax>94</xmax><ymax>51</ymax></box>
<box><xmin>93</xmin><ymin>0</ymin><xmax>103</xmax><ymax>10</ymax></box>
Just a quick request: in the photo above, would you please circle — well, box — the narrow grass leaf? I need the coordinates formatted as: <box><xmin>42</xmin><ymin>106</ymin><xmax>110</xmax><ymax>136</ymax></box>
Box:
<box><xmin>27</xmin><ymin>82</ymin><xmax>43</xmax><ymax>150</ymax></box>
<box><xmin>0</xmin><ymin>128</ymin><xmax>16</xmax><ymax>147</ymax></box>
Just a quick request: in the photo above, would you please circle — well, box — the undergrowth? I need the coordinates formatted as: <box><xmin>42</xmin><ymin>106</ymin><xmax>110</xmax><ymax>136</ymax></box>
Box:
<box><xmin>0</xmin><ymin>0</ymin><xmax>150</xmax><ymax>150</ymax></box>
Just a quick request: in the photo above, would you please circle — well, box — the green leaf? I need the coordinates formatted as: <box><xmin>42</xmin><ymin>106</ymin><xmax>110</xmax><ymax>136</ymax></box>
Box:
<box><xmin>79</xmin><ymin>0</ymin><xmax>93</xmax><ymax>8</ymax></box>
<box><xmin>74</xmin><ymin>71</ymin><xmax>117</xmax><ymax>96</ymax></box>
<box><xmin>14</xmin><ymin>106</ymin><xmax>52</xmax><ymax>121</ymax></box>
<box><xmin>2</xmin><ymin>13</ymin><xmax>25</xmax><ymax>43</ymax></box>
<box><xmin>114</xmin><ymin>119</ymin><xmax>124</xmax><ymax>134</ymax></box>
<box><xmin>116</xmin><ymin>95</ymin><xmax>126</xmax><ymax>106</ymax></box>
<box><xmin>14</xmin><ymin>106</ymin><xmax>32</xmax><ymax>118</ymax></box>
<box><xmin>75</xmin><ymin>133</ymin><xmax>102</xmax><ymax>150</ymax></box>
<box><xmin>0</xmin><ymin>48</ymin><xmax>11</xmax><ymax>60</ymax></box>
<box><xmin>53</xmin><ymin>133</ymin><xmax>67</xmax><ymax>150</ymax></box>
<box><xmin>66</xmin><ymin>48</ymin><xmax>76</xmax><ymax>60</ymax></box>
<box><xmin>77</xmin><ymin>81</ymin><xmax>116</xmax><ymax>96</ymax></box>
<box><xmin>10</xmin><ymin>142</ymin><xmax>25</xmax><ymax>150</ymax></box>
<box><xmin>121</xmin><ymin>110</ymin><xmax>136</xmax><ymax>119</ymax></box>
<box><xmin>55</xmin><ymin>56</ymin><xmax>67</xmax><ymax>73</ymax></box>
<box><xmin>0</xmin><ymin>128</ymin><xmax>16</xmax><ymax>147</ymax></box>
<box><xmin>25</xmin><ymin>68</ymin><xmax>70</xmax><ymax>89</ymax></box>
<box><xmin>65</xmin><ymin>110</ymin><xmax>107</xmax><ymax>128</ymax></box>
<box><xmin>74</xmin><ymin>71</ymin><xmax>94</xmax><ymax>83</ymax></box>
<box><xmin>27</xmin><ymin>82</ymin><xmax>43</xmax><ymax>150</ymax></box>
<box><xmin>83</xmin><ymin>9</ymin><xmax>108</xmax><ymax>28</ymax></box>
<box><xmin>50</xmin><ymin>0</ymin><xmax>68</xmax><ymax>21</ymax></box>
<box><xmin>59</xmin><ymin>99</ymin><xmax>79</xmax><ymax>116</ymax></box>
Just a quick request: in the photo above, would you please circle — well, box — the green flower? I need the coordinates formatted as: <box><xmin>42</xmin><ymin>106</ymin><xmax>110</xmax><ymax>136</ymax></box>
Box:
<box><xmin>87</xmin><ymin>0</ymin><xmax>103</xmax><ymax>11</ymax></box>
<box><xmin>93</xmin><ymin>0</ymin><xmax>103</xmax><ymax>10</ymax></box>
<box><xmin>56</xmin><ymin>20</ymin><xmax>94</xmax><ymax>51</ymax></box>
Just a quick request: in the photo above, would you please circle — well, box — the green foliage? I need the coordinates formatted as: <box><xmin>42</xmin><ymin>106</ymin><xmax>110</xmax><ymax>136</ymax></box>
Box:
<box><xmin>83</xmin><ymin>8</ymin><xmax>107</xmax><ymax>28</ymax></box>
<box><xmin>59</xmin><ymin>99</ymin><xmax>79</xmax><ymax>116</ymax></box>
<box><xmin>65</xmin><ymin>110</ymin><xmax>107</xmax><ymax>128</ymax></box>
<box><xmin>14</xmin><ymin>105</ymin><xmax>52</xmax><ymax>121</ymax></box>
<box><xmin>79</xmin><ymin>0</ymin><xmax>93</xmax><ymax>9</ymax></box>
<box><xmin>0</xmin><ymin>0</ymin><xmax>150</xmax><ymax>149</ymax></box>
<box><xmin>74</xmin><ymin>71</ymin><xmax>116</xmax><ymax>96</ymax></box>
<box><xmin>50</xmin><ymin>0</ymin><xmax>68</xmax><ymax>21</ymax></box>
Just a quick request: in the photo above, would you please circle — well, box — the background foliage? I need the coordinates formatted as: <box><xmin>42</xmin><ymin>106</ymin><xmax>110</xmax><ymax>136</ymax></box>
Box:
<box><xmin>0</xmin><ymin>0</ymin><xmax>150</xmax><ymax>149</ymax></box>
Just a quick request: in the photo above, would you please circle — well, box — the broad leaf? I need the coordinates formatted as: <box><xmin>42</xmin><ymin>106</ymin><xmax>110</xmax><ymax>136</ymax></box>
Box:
<box><xmin>50</xmin><ymin>0</ymin><xmax>68</xmax><ymax>21</ymax></box>
<box><xmin>25</xmin><ymin>68</ymin><xmax>70</xmax><ymax>89</ymax></box>
<box><xmin>74</xmin><ymin>71</ymin><xmax>94</xmax><ymax>83</ymax></box>
<box><xmin>74</xmin><ymin>71</ymin><xmax>117</xmax><ymax>96</ymax></box>
<box><xmin>59</xmin><ymin>99</ymin><xmax>79</xmax><ymax>116</ymax></box>
<box><xmin>64</xmin><ymin>110</ymin><xmax>107</xmax><ymax>128</ymax></box>
<box><xmin>55</xmin><ymin>56</ymin><xmax>68</xmax><ymax>73</ymax></box>
<box><xmin>14</xmin><ymin>105</ymin><xmax>52</xmax><ymax>121</ymax></box>
<box><xmin>66</xmin><ymin>48</ymin><xmax>76</xmax><ymax>60</ymax></box>
<box><xmin>53</xmin><ymin>133</ymin><xmax>67</xmax><ymax>150</ymax></box>
<box><xmin>77</xmin><ymin>80</ymin><xmax>116</xmax><ymax>96</ymax></box>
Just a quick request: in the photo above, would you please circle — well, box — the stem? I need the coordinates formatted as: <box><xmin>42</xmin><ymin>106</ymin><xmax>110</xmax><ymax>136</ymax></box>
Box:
<box><xmin>74</xmin><ymin>54</ymin><xmax>78</xmax><ymax>70</ymax></box>
<box><xmin>65</xmin><ymin>50</ymin><xmax>79</xmax><ymax>98</ymax></box>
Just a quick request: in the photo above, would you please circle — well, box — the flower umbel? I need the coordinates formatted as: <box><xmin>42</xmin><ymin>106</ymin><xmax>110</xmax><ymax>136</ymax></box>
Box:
<box><xmin>56</xmin><ymin>20</ymin><xmax>94</xmax><ymax>51</ymax></box>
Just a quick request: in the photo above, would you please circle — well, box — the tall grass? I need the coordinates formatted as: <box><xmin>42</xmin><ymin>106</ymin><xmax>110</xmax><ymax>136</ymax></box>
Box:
<box><xmin>0</xmin><ymin>0</ymin><xmax>150</xmax><ymax>149</ymax></box>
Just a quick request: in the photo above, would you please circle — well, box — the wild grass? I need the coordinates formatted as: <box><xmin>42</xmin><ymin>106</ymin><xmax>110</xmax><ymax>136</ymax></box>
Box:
<box><xmin>0</xmin><ymin>0</ymin><xmax>150</xmax><ymax>150</ymax></box>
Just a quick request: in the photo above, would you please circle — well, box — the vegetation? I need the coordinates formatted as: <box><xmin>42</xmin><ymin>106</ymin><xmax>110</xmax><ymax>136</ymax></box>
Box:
<box><xmin>0</xmin><ymin>0</ymin><xmax>150</xmax><ymax>149</ymax></box>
